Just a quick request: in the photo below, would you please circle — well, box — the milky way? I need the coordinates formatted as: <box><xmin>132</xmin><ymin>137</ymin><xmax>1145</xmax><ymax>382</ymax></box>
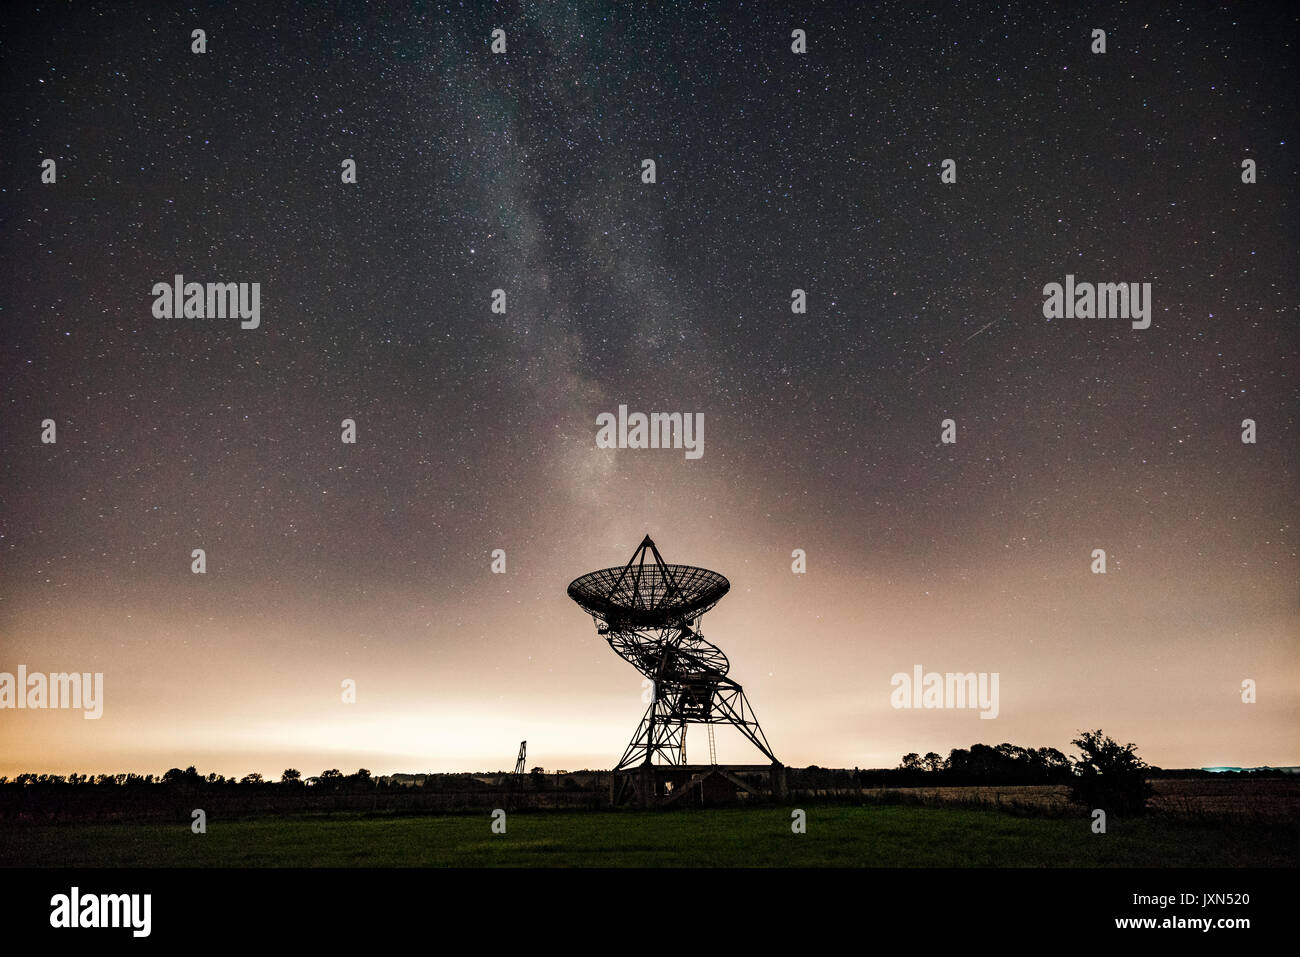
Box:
<box><xmin>1</xmin><ymin>2</ymin><xmax>1295</xmax><ymax>776</ymax></box>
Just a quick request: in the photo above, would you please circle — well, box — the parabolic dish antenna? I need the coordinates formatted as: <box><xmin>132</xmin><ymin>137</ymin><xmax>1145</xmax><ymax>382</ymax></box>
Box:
<box><xmin>568</xmin><ymin>535</ymin><xmax>777</xmax><ymax>770</ymax></box>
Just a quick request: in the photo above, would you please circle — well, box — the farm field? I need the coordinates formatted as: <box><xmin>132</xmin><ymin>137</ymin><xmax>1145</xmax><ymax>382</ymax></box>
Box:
<box><xmin>845</xmin><ymin>777</ymin><xmax>1300</xmax><ymax>819</ymax></box>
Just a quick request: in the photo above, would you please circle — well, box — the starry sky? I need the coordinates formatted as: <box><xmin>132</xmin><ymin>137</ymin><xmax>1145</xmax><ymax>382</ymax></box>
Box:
<box><xmin>1</xmin><ymin>1</ymin><xmax>1296</xmax><ymax>777</ymax></box>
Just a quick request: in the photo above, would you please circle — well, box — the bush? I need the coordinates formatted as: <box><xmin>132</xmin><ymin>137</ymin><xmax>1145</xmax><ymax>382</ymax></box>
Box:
<box><xmin>1069</xmin><ymin>729</ymin><xmax>1154</xmax><ymax>817</ymax></box>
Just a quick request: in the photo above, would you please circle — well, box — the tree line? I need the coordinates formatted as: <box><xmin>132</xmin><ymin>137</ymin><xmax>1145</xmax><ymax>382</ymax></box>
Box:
<box><xmin>896</xmin><ymin>729</ymin><xmax>1155</xmax><ymax>815</ymax></box>
<box><xmin>2</xmin><ymin>766</ymin><xmax>380</xmax><ymax>789</ymax></box>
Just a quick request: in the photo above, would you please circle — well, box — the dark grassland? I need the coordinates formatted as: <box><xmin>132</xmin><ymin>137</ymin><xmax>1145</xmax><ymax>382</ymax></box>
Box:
<box><xmin>4</xmin><ymin>803</ymin><xmax>1295</xmax><ymax>867</ymax></box>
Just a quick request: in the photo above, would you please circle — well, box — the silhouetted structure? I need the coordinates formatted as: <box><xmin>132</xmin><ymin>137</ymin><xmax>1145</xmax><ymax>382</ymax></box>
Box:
<box><xmin>569</xmin><ymin>535</ymin><xmax>783</xmax><ymax>804</ymax></box>
<box><xmin>504</xmin><ymin>740</ymin><xmax>526</xmax><ymax>809</ymax></box>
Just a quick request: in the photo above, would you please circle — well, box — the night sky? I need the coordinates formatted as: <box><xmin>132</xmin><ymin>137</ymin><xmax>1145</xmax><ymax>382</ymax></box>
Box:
<box><xmin>2</xmin><ymin>1</ymin><xmax>1296</xmax><ymax>777</ymax></box>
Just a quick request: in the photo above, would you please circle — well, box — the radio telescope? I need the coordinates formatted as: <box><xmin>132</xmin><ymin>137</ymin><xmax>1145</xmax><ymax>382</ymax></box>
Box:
<box><xmin>568</xmin><ymin>535</ymin><xmax>777</xmax><ymax>771</ymax></box>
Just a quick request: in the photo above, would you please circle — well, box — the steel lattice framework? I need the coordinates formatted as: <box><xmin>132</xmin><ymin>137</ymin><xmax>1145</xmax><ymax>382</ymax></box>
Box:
<box><xmin>504</xmin><ymin>740</ymin><xmax>526</xmax><ymax>809</ymax></box>
<box><xmin>568</xmin><ymin>535</ymin><xmax>777</xmax><ymax>770</ymax></box>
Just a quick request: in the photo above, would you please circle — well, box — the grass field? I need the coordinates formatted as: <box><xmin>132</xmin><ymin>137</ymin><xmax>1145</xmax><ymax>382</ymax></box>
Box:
<box><xmin>4</xmin><ymin>803</ymin><xmax>1296</xmax><ymax>867</ymax></box>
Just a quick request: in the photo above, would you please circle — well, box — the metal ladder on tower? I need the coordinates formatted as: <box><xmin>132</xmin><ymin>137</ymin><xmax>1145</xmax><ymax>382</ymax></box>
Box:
<box><xmin>708</xmin><ymin>723</ymin><xmax>717</xmax><ymax>765</ymax></box>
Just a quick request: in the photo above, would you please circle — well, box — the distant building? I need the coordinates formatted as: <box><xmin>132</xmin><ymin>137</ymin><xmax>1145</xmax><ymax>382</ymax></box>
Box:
<box><xmin>1202</xmin><ymin>766</ymin><xmax>1300</xmax><ymax>774</ymax></box>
